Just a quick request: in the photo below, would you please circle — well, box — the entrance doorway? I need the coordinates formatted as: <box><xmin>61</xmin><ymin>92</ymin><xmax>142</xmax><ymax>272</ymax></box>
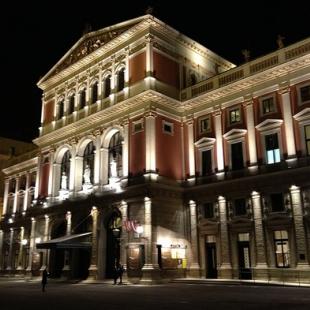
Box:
<box><xmin>105</xmin><ymin>210</ymin><xmax>122</xmax><ymax>278</ymax></box>
<box><xmin>205</xmin><ymin>241</ymin><xmax>217</xmax><ymax>278</ymax></box>
<box><xmin>238</xmin><ymin>234</ymin><xmax>251</xmax><ymax>279</ymax></box>
<box><xmin>49</xmin><ymin>222</ymin><xmax>66</xmax><ymax>278</ymax></box>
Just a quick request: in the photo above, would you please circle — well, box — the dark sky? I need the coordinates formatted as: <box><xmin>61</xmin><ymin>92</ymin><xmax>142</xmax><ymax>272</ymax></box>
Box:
<box><xmin>1</xmin><ymin>0</ymin><xmax>309</xmax><ymax>143</ymax></box>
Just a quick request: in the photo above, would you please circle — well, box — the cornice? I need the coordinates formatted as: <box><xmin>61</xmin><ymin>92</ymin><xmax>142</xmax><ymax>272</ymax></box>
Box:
<box><xmin>2</xmin><ymin>157</ymin><xmax>38</xmax><ymax>176</ymax></box>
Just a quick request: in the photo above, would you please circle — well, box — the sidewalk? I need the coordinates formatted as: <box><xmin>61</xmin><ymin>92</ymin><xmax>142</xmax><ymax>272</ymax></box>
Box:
<box><xmin>171</xmin><ymin>277</ymin><xmax>310</xmax><ymax>288</ymax></box>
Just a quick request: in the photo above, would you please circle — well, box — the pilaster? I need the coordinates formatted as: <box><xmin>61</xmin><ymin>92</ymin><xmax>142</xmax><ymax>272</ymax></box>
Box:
<box><xmin>88</xmin><ymin>207</ymin><xmax>98</xmax><ymax>279</ymax></box>
<box><xmin>214</xmin><ymin>109</ymin><xmax>224</xmax><ymax>172</ymax></box>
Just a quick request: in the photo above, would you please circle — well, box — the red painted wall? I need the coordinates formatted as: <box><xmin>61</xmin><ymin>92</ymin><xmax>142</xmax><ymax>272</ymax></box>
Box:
<box><xmin>43</xmin><ymin>100</ymin><xmax>54</xmax><ymax>124</ymax></box>
<box><xmin>39</xmin><ymin>161</ymin><xmax>49</xmax><ymax>198</ymax></box>
<box><xmin>129</xmin><ymin>119</ymin><xmax>145</xmax><ymax>175</ymax></box>
<box><xmin>156</xmin><ymin>116</ymin><xmax>182</xmax><ymax>180</ymax></box>
<box><xmin>129</xmin><ymin>52</ymin><xmax>146</xmax><ymax>85</ymax></box>
<box><xmin>153</xmin><ymin>52</ymin><xmax>179</xmax><ymax>89</ymax></box>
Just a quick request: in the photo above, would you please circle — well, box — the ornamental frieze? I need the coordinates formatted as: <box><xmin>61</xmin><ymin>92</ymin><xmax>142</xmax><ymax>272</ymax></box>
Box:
<box><xmin>50</xmin><ymin>25</ymin><xmax>132</xmax><ymax>78</ymax></box>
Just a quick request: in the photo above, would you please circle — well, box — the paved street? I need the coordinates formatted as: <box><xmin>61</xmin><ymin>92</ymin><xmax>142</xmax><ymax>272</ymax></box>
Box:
<box><xmin>0</xmin><ymin>281</ymin><xmax>309</xmax><ymax>310</ymax></box>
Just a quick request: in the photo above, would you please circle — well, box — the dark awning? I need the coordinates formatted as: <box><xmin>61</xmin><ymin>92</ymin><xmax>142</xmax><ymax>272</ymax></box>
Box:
<box><xmin>36</xmin><ymin>232</ymin><xmax>92</xmax><ymax>249</ymax></box>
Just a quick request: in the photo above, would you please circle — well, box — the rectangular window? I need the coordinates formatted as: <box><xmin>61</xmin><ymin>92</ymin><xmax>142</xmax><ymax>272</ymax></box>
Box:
<box><xmin>274</xmin><ymin>230</ymin><xmax>290</xmax><ymax>268</ymax></box>
<box><xmin>200</xmin><ymin>117</ymin><xmax>211</xmax><ymax>133</ymax></box>
<box><xmin>270</xmin><ymin>193</ymin><xmax>284</xmax><ymax>212</ymax></box>
<box><xmin>203</xmin><ymin>203</ymin><xmax>214</xmax><ymax>219</ymax></box>
<box><xmin>162</xmin><ymin>121</ymin><xmax>174</xmax><ymax>135</ymax></box>
<box><xmin>229</xmin><ymin>108</ymin><xmax>241</xmax><ymax>124</ymax></box>
<box><xmin>234</xmin><ymin>198</ymin><xmax>247</xmax><ymax>216</ymax></box>
<box><xmin>265</xmin><ymin>133</ymin><xmax>280</xmax><ymax>164</ymax></box>
<box><xmin>262</xmin><ymin>97</ymin><xmax>275</xmax><ymax>114</ymax></box>
<box><xmin>231</xmin><ymin>142</ymin><xmax>244</xmax><ymax>170</ymax></box>
<box><xmin>305</xmin><ymin>125</ymin><xmax>310</xmax><ymax>156</ymax></box>
<box><xmin>300</xmin><ymin>85</ymin><xmax>310</xmax><ymax>103</ymax></box>
<box><xmin>132</xmin><ymin>121</ymin><xmax>143</xmax><ymax>134</ymax></box>
<box><xmin>201</xmin><ymin>150</ymin><xmax>212</xmax><ymax>176</ymax></box>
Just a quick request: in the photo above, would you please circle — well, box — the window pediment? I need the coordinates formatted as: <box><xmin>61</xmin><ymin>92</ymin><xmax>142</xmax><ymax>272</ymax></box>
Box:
<box><xmin>194</xmin><ymin>137</ymin><xmax>216</xmax><ymax>148</ymax></box>
<box><xmin>293</xmin><ymin>107</ymin><xmax>310</xmax><ymax>122</ymax></box>
<box><xmin>256</xmin><ymin>119</ymin><xmax>283</xmax><ymax>132</ymax></box>
<box><xmin>223</xmin><ymin>129</ymin><xmax>247</xmax><ymax>140</ymax></box>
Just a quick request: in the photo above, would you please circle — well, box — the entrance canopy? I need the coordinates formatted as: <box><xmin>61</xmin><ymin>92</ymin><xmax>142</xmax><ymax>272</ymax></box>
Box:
<box><xmin>36</xmin><ymin>232</ymin><xmax>92</xmax><ymax>249</ymax></box>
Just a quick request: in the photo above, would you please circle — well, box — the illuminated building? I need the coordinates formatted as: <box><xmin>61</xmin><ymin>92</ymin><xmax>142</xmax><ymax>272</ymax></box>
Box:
<box><xmin>0</xmin><ymin>15</ymin><xmax>309</xmax><ymax>283</ymax></box>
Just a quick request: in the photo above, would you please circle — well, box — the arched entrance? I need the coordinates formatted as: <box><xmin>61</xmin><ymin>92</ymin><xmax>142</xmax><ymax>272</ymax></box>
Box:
<box><xmin>49</xmin><ymin>222</ymin><xmax>66</xmax><ymax>278</ymax></box>
<box><xmin>105</xmin><ymin>210</ymin><xmax>122</xmax><ymax>278</ymax></box>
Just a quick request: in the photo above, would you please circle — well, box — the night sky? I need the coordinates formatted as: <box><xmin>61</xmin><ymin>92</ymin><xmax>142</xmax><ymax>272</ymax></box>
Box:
<box><xmin>1</xmin><ymin>0</ymin><xmax>309</xmax><ymax>143</ymax></box>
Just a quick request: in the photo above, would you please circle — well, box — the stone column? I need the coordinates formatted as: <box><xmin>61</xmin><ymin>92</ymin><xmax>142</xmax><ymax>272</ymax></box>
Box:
<box><xmin>6</xmin><ymin>228</ymin><xmax>14</xmax><ymax>270</ymax></box>
<box><xmin>244</xmin><ymin>99</ymin><xmax>257</xmax><ymax>166</ymax></box>
<box><xmin>145</xmin><ymin>111</ymin><xmax>156</xmax><ymax>173</ymax></box>
<box><xmin>142</xmin><ymin>197</ymin><xmax>159</xmax><ymax>281</ymax></box>
<box><xmin>279</xmin><ymin>86</ymin><xmax>296</xmax><ymax>159</ymax></box>
<box><xmin>110</xmin><ymin>56</ymin><xmax>116</xmax><ymax>105</ymax></box>
<box><xmin>122</xmin><ymin>119</ymin><xmax>129</xmax><ymax>179</ymax></box>
<box><xmin>145</xmin><ymin>34</ymin><xmax>155</xmax><ymax>89</ymax></box>
<box><xmin>0</xmin><ymin>230</ymin><xmax>3</xmax><ymax>271</ymax></box>
<box><xmin>13</xmin><ymin>177</ymin><xmax>20</xmax><ymax>214</ymax></box>
<box><xmin>188</xmin><ymin>200</ymin><xmax>200</xmax><ymax>276</ymax></box>
<box><xmin>93</xmin><ymin>131</ymin><xmax>101</xmax><ymax>185</ymax></box>
<box><xmin>290</xmin><ymin>186</ymin><xmax>309</xmax><ymax>268</ymax></box>
<box><xmin>214</xmin><ymin>110</ymin><xmax>224</xmax><ymax>172</ymax></box>
<box><xmin>98</xmin><ymin>64</ymin><xmax>103</xmax><ymax>99</ymax></box>
<box><xmin>218</xmin><ymin>196</ymin><xmax>232</xmax><ymax>278</ymax></box>
<box><xmin>62</xmin><ymin>211</ymin><xmax>71</xmax><ymax>275</ymax></box>
<box><xmin>124</xmin><ymin>47</ymin><xmax>130</xmax><ymax>99</ymax></box>
<box><xmin>47</xmin><ymin>149</ymin><xmax>55</xmax><ymax>197</ymax></box>
<box><xmin>69</xmin><ymin>143</ymin><xmax>77</xmax><ymax>191</ymax></box>
<box><xmin>17</xmin><ymin>227</ymin><xmax>25</xmax><ymax>271</ymax></box>
<box><xmin>34</xmin><ymin>155</ymin><xmax>41</xmax><ymax>200</ymax></box>
<box><xmin>26</xmin><ymin>218</ymin><xmax>36</xmax><ymax>276</ymax></box>
<box><xmin>74</xmin><ymin>156</ymin><xmax>83</xmax><ymax>191</ymax></box>
<box><xmin>88</xmin><ymin>207</ymin><xmax>99</xmax><ymax>279</ymax></box>
<box><xmin>187</xmin><ymin>119</ymin><xmax>195</xmax><ymax>177</ymax></box>
<box><xmin>23</xmin><ymin>173</ymin><xmax>31</xmax><ymax>211</ymax></box>
<box><xmin>119</xmin><ymin>201</ymin><xmax>128</xmax><ymax>269</ymax></box>
<box><xmin>100</xmin><ymin>147</ymin><xmax>109</xmax><ymax>185</ymax></box>
<box><xmin>2</xmin><ymin>179</ymin><xmax>9</xmax><ymax>215</ymax></box>
<box><xmin>252</xmin><ymin>192</ymin><xmax>267</xmax><ymax>271</ymax></box>
<box><xmin>41</xmin><ymin>215</ymin><xmax>50</xmax><ymax>270</ymax></box>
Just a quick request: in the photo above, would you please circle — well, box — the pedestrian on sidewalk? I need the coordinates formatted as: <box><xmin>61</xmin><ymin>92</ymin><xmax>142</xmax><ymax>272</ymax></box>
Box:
<box><xmin>41</xmin><ymin>268</ymin><xmax>48</xmax><ymax>292</ymax></box>
<box><xmin>118</xmin><ymin>264</ymin><xmax>124</xmax><ymax>285</ymax></box>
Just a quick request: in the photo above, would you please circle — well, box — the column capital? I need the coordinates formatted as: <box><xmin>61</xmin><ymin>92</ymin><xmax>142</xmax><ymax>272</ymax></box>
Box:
<box><xmin>92</xmin><ymin>129</ymin><xmax>101</xmax><ymax>137</ymax></box>
<box><xmin>218</xmin><ymin>195</ymin><xmax>226</xmax><ymax>202</ymax></box>
<box><xmin>278</xmin><ymin>81</ymin><xmax>290</xmax><ymax>94</ymax></box>
<box><xmin>251</xmin><ymin>191</ymin><xmax>261</xmax><ymax>199</ymax></box>
<box><xmin>290</xmin><ymin>185</ymin><xmax>300</xmax><ymax>193</ymax></box>
<box><xmin>145</xmin><ymin>33</ymin><xmax>154</xmax><ymax>43</ymax></box>
<box><xmin>212</xmin><ymin>107</ymin><xmax>222</xmax><ymax>117</ymax></box>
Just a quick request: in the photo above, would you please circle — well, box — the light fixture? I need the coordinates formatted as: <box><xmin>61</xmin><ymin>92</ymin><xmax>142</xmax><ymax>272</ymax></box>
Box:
<box><xmin>136</xmin><ymin>225</ymin><xmax>144</xmax><ymax>235</ymax></box>
<box><xmin>21</xmin><ymin>239</ymin><xmax>28</xmax><ymax>245</ymax></box>
<box><xmin>35</xmin><ymin>237</ymin><xmax>41</xmax><ymax>244</ymax></box>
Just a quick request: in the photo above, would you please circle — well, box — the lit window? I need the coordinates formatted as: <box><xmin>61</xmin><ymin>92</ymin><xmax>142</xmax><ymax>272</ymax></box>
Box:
<box><xmin>200</xmin><ymin>117</ymin><xmax>211</xmax><ymax>133</ymax></box>
<box><xmin>229</xmin><ymin>108</ymin><xmax>241</xmax><ymax>124</ymax></box>
<box><xmin>300</xmin><ymin>85</ymin><xmax>310</xmax><ymax>103</ymax></box>
<box><xmin>262</xmin><ymin>97</ymin><xmax>275</xmax><ymax>114</ymax></box>
<box><xmin>162</xmin><ymin>121</ymin><xmax>173</xmax><ymax>135</ymax></box>
<box><xmin>305</xmin><ymin>125</ymin><xmax>310</xmax><ymax>156</ymax></box>
<box><xmin>274</xmin><ymin>230</ymin><xmax>290</xmax><ymax>268</ymax></box>
<box><xmin>265</xmin><ymin>133</ymin><xmax>280</xmax><ymax>164</ymax></box>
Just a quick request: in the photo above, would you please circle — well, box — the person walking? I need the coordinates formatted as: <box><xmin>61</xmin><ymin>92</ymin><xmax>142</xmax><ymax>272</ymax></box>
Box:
<box><xmin>41</xmin><ymin>268</ymin><xmax>48</xmax><ymax>292</ymax></box>
<box><xmin>113</xmin><ymin>264</ymin><xmax>119</xmax><ymax>285</ymax></box>
<box><xmin>118</xmin><ymin>264</ymin><xmax>124</xmax><ymax>285</ymax></box>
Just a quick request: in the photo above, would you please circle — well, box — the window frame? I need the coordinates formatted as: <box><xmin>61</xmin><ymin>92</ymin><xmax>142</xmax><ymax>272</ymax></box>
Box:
<box><xmin>259</xmin><ymin>93</ymin><xmax>277</xmax><ymax>115</ymax></box>
<box><xmin>265</xmin><ymin>133</ymin><xmax>281</xmax><ymax>164</ymax></box>
<box><xmin>162</xmin><ymin>120</ymin><xmax>174</xmax><ymax>135</ymax></box>
<box><xmin>132</xmin><ymin>119</ymin><xmax>144</xmax><ymax>134</ymax></box>
<box><xmin>199</xmin><ymin>115</ymin><xmax>211</xmax><ymax>134</ymax></box>
<box><xmin>296</xmin><ymin>82</ymin><xmax>310</xmax><ymax>106</ymax></box>
<box><xmin>228</xmin><ymin>106</ymin><xmax>241</xmax><ymax>125</ymax></box>
<box><xmin>274</xmin><ymin>230</ymin><xmax>290</xmax><ymax>268</ymax></box>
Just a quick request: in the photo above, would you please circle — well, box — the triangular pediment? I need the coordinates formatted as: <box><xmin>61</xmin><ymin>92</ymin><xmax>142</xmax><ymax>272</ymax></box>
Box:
<box><xmin>38</xmin><ymin>16</ymin><xmax>147</xmax><ymax>86</ymax></box>
<box><xmin>293</xmin><ymin>108</ymin><xmax>310</xmax><ymax>122</ymax></box>
<box><xmin>223</xmin><ymin>129</ymin><xmax>247</xmax><ymax>140</ymax></box>
<box><xmin>194</xmin><ymin>137</ymin><xmax>216</xmax><ymax>148</ymax></box>
<box><xmin>256</xmin><ymin>119</ymin><xmax>283</xmax><ymax>131</ymax></box>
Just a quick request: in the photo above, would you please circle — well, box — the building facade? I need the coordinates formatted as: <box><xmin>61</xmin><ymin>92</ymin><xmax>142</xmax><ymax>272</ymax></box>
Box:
<box><xmin>1</xmin><ymin>15</ymin><xmax>310</xmax><ymax>283</ymax></box>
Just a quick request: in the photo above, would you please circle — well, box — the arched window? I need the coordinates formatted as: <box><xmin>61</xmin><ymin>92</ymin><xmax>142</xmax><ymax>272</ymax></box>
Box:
<box><xmin>60</xmin><ymin>150</ymin><xmax>71</xmax><ymax>189</ymax></box>
<box><xmin>91</xmin><ymin>82</ymin><xmax>98</xmax><ymax>104</ymax></box>
<box><xmin>68</xmin><ymin>95</ymin><xmax>75</xmax><ymax>114</ymax></box>
<box><xmin>58</xmin><ymin>100</ymin><xmax>64</xmax><ymax>119</ymax></box>
<box><xmin>108</xmin><ymin>132</ymin><xmax>123</xmax><ymax>178</ymax></box>
<box><xmin>83</xmin><ymin>141</ymin><xmax>95</xmax><ymax>184</ymax></box>
<box><xmin>104</xmin><ymin>76</ymin><xmax>111</xmax><ymax>98</ymax></box>
<box><xmin>79</xmin><ymin>89</ymin><xmax>86</xmax><ymax>109</ymax></box>
<box><xmin>117</xmin><ymin>68</ymin><xmax>125</xmax><ymax>92</ymax></box>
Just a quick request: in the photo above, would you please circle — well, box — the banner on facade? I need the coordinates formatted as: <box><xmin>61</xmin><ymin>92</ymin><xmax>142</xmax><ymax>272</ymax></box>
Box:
<box><xmin>123</xmin><ymin>220</ymin><xmax>138</xmax><ymax>232</ymax></box>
